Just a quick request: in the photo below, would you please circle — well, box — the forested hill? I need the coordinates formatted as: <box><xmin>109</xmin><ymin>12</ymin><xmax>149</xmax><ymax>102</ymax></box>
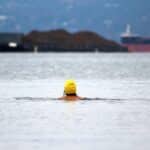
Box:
<box><xmin>22</xmin><ymin>29</ymin><xmax>127</xmax><ymax>52</ymax></box>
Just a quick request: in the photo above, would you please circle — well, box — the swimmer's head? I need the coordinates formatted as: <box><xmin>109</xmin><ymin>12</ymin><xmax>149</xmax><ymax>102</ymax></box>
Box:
<box><xmin>64</xmin><ymin>79</ymin><xmax>77</xmax><ymax>95</ymax></box>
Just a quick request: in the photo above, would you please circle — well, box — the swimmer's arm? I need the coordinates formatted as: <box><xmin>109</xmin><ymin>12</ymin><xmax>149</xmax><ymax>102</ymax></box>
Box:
<box><xmin>81</xmin><ymin>97</ymin><xmax>121</xmax><ymax>101</ymax></box>
<box><xmin>58</xmin><ymin>97</ymin><xmax>65</xmax><ymax>100</ymax></box>
<box><xmin>79</xmin><ymin>97</ymin><xmax>93</xmax><ymax>100</ymax></box>
<box><xmin>80</xmin><ymin>97</ymin><xmax>105</xmax><ymax>100</ymax></box>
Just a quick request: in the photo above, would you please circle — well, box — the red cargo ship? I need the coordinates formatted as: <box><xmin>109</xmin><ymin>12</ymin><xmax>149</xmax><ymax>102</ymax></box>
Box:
<box><xmin>121</xmin><ymin>25</ymin><xmax>150</xmax><ymax>52</ymax></box>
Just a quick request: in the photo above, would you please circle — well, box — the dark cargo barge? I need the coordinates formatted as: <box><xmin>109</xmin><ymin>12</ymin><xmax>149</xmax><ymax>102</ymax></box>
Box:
<box><xmin>0</xmin><ymin>33</ymin><xmax>31</xmax><ymax>52</ymax></box>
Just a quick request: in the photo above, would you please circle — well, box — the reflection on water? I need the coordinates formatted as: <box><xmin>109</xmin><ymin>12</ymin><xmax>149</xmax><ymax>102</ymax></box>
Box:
<box><xmin>0</xmin><ymin>53</ymin><xmax>150</xmax><ymax>150</ymax></box>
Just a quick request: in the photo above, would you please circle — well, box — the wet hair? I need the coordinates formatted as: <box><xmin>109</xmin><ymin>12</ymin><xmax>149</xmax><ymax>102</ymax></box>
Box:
<box><xmin>63</xmin><ymin>91</ymin><xmax>76</xmax><ymax>96</ymax></box>
<box><xmin>66</xmin><ymin>93</ymin><xmax>77</xmax><ymax>96</ymax></box>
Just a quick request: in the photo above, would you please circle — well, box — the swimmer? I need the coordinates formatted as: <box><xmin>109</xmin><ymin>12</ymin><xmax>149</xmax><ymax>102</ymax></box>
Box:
<box><xmin>58</xmin><ymin>79</ymin><xmax>85</xmax><ymax>101</ymax></box>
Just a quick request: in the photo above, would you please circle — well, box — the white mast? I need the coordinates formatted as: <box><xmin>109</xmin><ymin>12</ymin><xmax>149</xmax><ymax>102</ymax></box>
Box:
<box><xmin>121</xmin><ymin>24</ymin><xmax>138</xmax><ymax>37</ymax></box>
<box><xmin>126</xmin><ymin>24</ymin><xmax>131</xmax><ymax>35</ymax></box>
<box><xmin>121</xmin><ymin>24</ymin><xmax>132</xmax><ymax>37</ymax></box>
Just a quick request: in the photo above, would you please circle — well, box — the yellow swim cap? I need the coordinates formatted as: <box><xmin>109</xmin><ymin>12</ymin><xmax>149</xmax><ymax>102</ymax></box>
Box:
<box><xmin>64</xmin><ymin>79</ymin><xmax>77</xmax><ymax>95</ymax></box>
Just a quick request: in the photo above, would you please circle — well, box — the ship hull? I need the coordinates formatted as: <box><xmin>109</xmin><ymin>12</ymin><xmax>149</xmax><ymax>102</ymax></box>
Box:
<box><xmin>123</xmin><ymin>44</ymin><xmax>150</xmax><ymax>52</ymax></box>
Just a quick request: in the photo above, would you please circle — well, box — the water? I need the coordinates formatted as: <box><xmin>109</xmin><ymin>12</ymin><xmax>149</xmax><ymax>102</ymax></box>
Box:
<box><xmin>0</xmin><ymin>53</ymin><xmax>150</xmax><ymax>150</ymax></box>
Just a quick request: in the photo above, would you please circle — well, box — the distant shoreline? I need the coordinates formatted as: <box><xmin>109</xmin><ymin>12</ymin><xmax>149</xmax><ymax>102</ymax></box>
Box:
<box><xmin>0</xmin><ymin>29</ymin><xmax>128</xmax><ymax>52</ymax></box>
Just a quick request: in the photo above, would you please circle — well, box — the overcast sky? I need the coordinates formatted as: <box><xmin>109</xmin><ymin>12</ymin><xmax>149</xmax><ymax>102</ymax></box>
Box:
<box><xmin>0</xmin><ymin>0</ymin><xmax>150</xmax><ymax>41</ymax></box>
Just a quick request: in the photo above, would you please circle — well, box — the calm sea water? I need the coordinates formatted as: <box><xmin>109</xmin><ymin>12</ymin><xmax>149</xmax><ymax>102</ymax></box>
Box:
<box><xmin>0</xmin><ymin>53</ymin><xmax>150</xmax><ymax>150</ymax></box>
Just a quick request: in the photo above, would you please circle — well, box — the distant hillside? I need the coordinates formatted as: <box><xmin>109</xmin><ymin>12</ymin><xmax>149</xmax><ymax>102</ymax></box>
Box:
<box><xmin>23</xmin><ymin>29</ymin><xmax>127</xmax><ymax>52</ymax></box>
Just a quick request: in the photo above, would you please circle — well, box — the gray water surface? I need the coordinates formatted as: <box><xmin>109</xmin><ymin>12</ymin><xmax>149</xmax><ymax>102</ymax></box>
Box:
<box><xmin>0</xmin><ymin>53</ymin><xmax>150</xmax><ymax>150</ymax></box>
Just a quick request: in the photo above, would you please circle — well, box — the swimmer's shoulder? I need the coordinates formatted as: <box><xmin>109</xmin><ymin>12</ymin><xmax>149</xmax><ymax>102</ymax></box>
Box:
<box><xmin>58</xmin><ymin>96</ymin><xmax>85</xmax><ymax>100</ymax></box>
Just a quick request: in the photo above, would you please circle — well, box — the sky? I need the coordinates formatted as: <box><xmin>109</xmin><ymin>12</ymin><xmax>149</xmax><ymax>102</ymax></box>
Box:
<box><xmin>0</xmin><ymin>0</ymin><xmax>150</xmax><ymax>41</ymax></box>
